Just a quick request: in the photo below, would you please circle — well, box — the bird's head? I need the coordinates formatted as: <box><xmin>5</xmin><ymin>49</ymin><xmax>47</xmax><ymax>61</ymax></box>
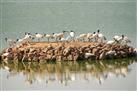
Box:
<box><xmin>121</xmin><ymin>35</ymin><xmax>124</xmax><ymax>39</ymax></box>
<box><xmin>25</xmin><ymin>32</ymin><xmax>27</xmax><ymax>35</ymax></box>
<box><xmin>32</xmin><ymin>37</ymin><xmax>35</xmax><ymax>40</ymax></box>
<box><xmin>35</xmin><ymin>33</ymin><xmax>38</xmax><ymax>34</ymax></box>
<box><xmin>70</xmin><ymin>30</ymin><xmax>73</xmax><ymax>32</ymax></box>
<box><xmin>28</xmin><ymin>32</ymin><xmax>31</xmax><ymax>35</ymax></box>
<box><xmin>16</xmin><ymin>39</ymin><xmax>19</xmax><ymax>41</ymax></box>
<box><xmin>63</xmin><ymin>30</ymin><xmax>66</xmax><ymax>33</ymax></box>
<box><xmin>5</xmin><ymin>38</ymin><xmax>7</xmax><ymax>41</ymax></box>
<box><xmin>93</xmin><ymin>32</ymin><xmax>96</xmax><ymax>34</ymax></box>
<box><xmin>97</xmin><ymin>29</ymin><xmax>100</xmax><ymax>33</ymax></box>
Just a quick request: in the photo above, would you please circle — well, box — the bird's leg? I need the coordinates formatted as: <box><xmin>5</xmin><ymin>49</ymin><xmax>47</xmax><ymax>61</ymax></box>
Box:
<box><xmin>73</xmin><ymin>37</ymin><xmax>75</xmax><ymax>42</ymax></box>
<box><xmin>56</xmin><ymin>38</ymin><xmax>58</xmax><ymax>42</ymax></box>
<box><xmin>38</xmin><ymin>38</ymin><xmax>40</xmax><ymax>42</ymax></box>
<box><xmin>96</xmin><ymin>37</ymin><xmax>98</xmax><ymax>42</ymax></box>
<box><xmin>90</xmin><ymin>38</ymin><xmax>93</xmax><ymax>42</ymax></box>
<box><xmin>48</xmin><ymin>38</ymin><xmax>49</xmax><ymax>42</ymax></box>
<box><xmin>9</xmin><ymin>43</ymin><xmax>11</xmax><ymax>47</ymax></box>
<box><xmin>95</xmin><ymin>37</ymin><xmax>97</xmax><ymax>42</ymax></box>
<box><xmin>88</xmin><ymin>38</ymin><xmax>90</xmax><ymax>42</ymax></box>
<box><xmin>83</xmin><ymin>38</ymin><xmax>85</xmax><ymax>42</ymax></box>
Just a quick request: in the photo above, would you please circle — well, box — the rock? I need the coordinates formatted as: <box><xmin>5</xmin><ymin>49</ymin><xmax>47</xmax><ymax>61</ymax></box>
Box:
<box><xmin>1</xmin><ymin>42</ymin><xmax>137</xmax><ymax>61</ymax></box>
<box><xmin>106</xmin><ymin>50</ymin><xmax>117</xmax><ymax>59</ymax></box>
<box><xmin>120</xmin><ymin>51</ymin><xmax>127</xmax><ymax>58</ymax></box>
<box><xmin>99</xmin><ymin>51</ymin><xmax>107</xmax><ymax>60</ymax></box>
<box><xmin>56</xmin><ymin>56</ymin><xmax>63</xmax><ymax>61</ymax></box>
<box><xmin>84</xmin><ymin>53</ymin><xmax>96</xmax><ymax>60</ymax></box>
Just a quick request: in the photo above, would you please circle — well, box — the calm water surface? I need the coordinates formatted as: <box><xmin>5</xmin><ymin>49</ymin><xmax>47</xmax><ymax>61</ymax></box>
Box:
<box><xmin>0</xmin><ymin>0</ymin><xmax>137</xmax><ymax>90</ymax></box>
<box><xmin>0</xmin><ymin>58</ymin><xmax>137</xmax><ymax>90</ymax></box>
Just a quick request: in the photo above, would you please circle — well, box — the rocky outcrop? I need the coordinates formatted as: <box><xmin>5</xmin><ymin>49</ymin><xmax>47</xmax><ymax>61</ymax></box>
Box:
<box><xmin>0</xmin><ymin>42</ymin><xmax>137</xmax><ymax>62</ymax></box>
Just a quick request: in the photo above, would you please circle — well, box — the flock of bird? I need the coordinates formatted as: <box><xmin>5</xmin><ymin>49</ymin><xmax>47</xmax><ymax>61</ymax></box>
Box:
<box><xmin>5</xmin><ymin>29</ymin><xmax>131</xmax><ymax>47</ymax></box>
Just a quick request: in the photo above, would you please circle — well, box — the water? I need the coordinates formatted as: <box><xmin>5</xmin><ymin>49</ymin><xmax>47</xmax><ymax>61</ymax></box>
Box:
<box><xmin>0</xmin><ymin>58</ymin><xmax>137</xmax><ymax>90</ymax></box>
<box><xmin>0</xmin><ymin>0</ymin><xmax>137</xmax><ymax>90</ymax></box>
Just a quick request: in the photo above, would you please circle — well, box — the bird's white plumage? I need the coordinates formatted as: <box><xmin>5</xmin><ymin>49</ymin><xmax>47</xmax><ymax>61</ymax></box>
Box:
<box><xmin>70</xmin><ymin>31</ymin><xmax>75</xmax><ymax>38</ymax></box>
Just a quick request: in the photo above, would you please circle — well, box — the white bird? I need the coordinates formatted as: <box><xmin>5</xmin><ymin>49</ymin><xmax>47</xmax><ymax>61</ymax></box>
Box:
<box><xmin>113</xmin><ymin>35</ymin><xmax>120</xmax><ymax>40</ymax></box>
<box><xmin>60</xmin><ymin>38</ymin><xmax>66</xmax><ymax>42</ymax></box>
<box><xmin>69</xmin><ymin>30</ymin><xmax>75</xmax><ymax>41</ymax></box>
<box><xmin>78</xmin><ymin>33</ymin><xmax>87</xmax><ymax>42</ymax></box>
<box><xmin>45</xmin><ymin>33</ymin><xmax>54</xmax><ymax>42</ymax></box>
<box><xmin>121</xmin><ymin>36</ymin><xmax>131</xmax><ymax>45</ymax></box>
<box><xmin>16</xmin><ymin>38</ymin><xmax>25</xmax><ymax>43</ymax></box>
<box><xmin>53</xmin><ymin>33</ymin><xmax>58</xmax><ymax>41</ymax></box>
<box><xmin>16</xmin><ymin>36</ymin><xmax>31</xmax><ymax>45</ymax></box>
<box><xmin>106</xmin><ymin>35</ymin><xmax>124</xmax><ymax>45</ymax></box>
<box><xmin>97</xmin><ymin>33</ymin><xmax>107</xmax><ymax>43</ymax></box>
<box><xmin>113</xmin><ymin>35</ymin><xmax>130</xmax><ymax>45</ymax></box>
<box><xmin>91</xmin><ymin>32</ymin><xmax>98</xmax><ymax>42</ymax></box>
<box><xmin>60</xmin><ymin>36</ymin><xmax>70</xmax><ymax>42</ymax></box>
<box><xmin>75</xmin><ymin>36</ymin><xmax>81</xmax><ymax>42</ymax></box>
<box><xmin>35</xmin><ymin>33</ymin><xmax>46</xmax><ymax>42</ymax></box>
<box><xmin>53</xmin><ymin>31</ymin><xmax>66</xmax><ymax>42</ymax></box>
<box><xmin>86</xmin><ymin>33</ymin><xmax>93</xmax><ymax>42</ymax></box>
<box><xmin>113</xmin><ymin>35</ymin><xmax>124</xmax><ymax>43</ymax></box>
<box><xmin>5</xmin><ymin>38</ymin><xmax>16</xmax><ymax>47</ymax></box>
<box><xmin>16</xmin><ymin>38</ymin><xmax>26</xmax><ymax>47</ymax></box>
<box><xmin>95</xmin><ymin>29</ymin><xmax>107</xmax><ymax>42</ymax></box>
<box><xmin>24</xmin><ymin>33</ymin><xmax>34</xmax><ymax>43</ymax></box>
<box><xmin>24</xmin><ymin>32</ymin><xmax>31</xmax><ymax>38</ymax></box>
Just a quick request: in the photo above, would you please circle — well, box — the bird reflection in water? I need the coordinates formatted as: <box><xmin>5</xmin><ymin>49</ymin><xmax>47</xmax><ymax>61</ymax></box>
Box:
<box><xmin>0</xmin><ymin>57</ymin><xmax>136</xmax><ymax>86</ymax></box>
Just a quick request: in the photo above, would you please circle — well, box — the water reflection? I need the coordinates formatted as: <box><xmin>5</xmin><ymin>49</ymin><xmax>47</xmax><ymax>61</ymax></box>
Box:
<box><xmin>0</xmin><ymin>58</ymin><xmax>136</xmax><ymax>86</ymax></box>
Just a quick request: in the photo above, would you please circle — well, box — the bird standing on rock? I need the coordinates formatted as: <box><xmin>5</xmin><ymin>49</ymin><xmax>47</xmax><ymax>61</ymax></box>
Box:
<box><xmin>45</xmin><ymin>33</ymin><xmax>54</xmax><ymax>42</ymax></box>
<box><xmin>35</xmin><ymin>33</ymin><xmax>46</xmax><ymax>42</ymax></box>
<box><xmin>113</xmin><ymin>35</ymin><xmax>123</xmax><ymax>43</ymax></box>
<box><xmin>87</xmin><ymin>33</ymin><xmax>93</xmax><ymax>42</ymax></box>
<box><xmin>78</xmin><ymin>34</ymin><xmax>87</xmax><ymax>42</ymax></box>
<box><xmin>96</xmin><ymin>29</ymin><xmax>107</xmax><ymax>43</ymax></box>
<box><xmin>53</xmin><ymin>31</ymin><xmax>67</xmax><ymax>42</ymax></box>
<box><xmin>69</xmin><ymin>30</ymin><xmax>75</xmax><ymax>41</ymax></box>
<box><xmin>5</xmin><ymin>38</ymin><xmax>16</xmax><ymax>47</ymax></box>
<box><xmin>92</xmin><ymin>32</ymin><xmax>98</xmax><ymax>42</ymax></box>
